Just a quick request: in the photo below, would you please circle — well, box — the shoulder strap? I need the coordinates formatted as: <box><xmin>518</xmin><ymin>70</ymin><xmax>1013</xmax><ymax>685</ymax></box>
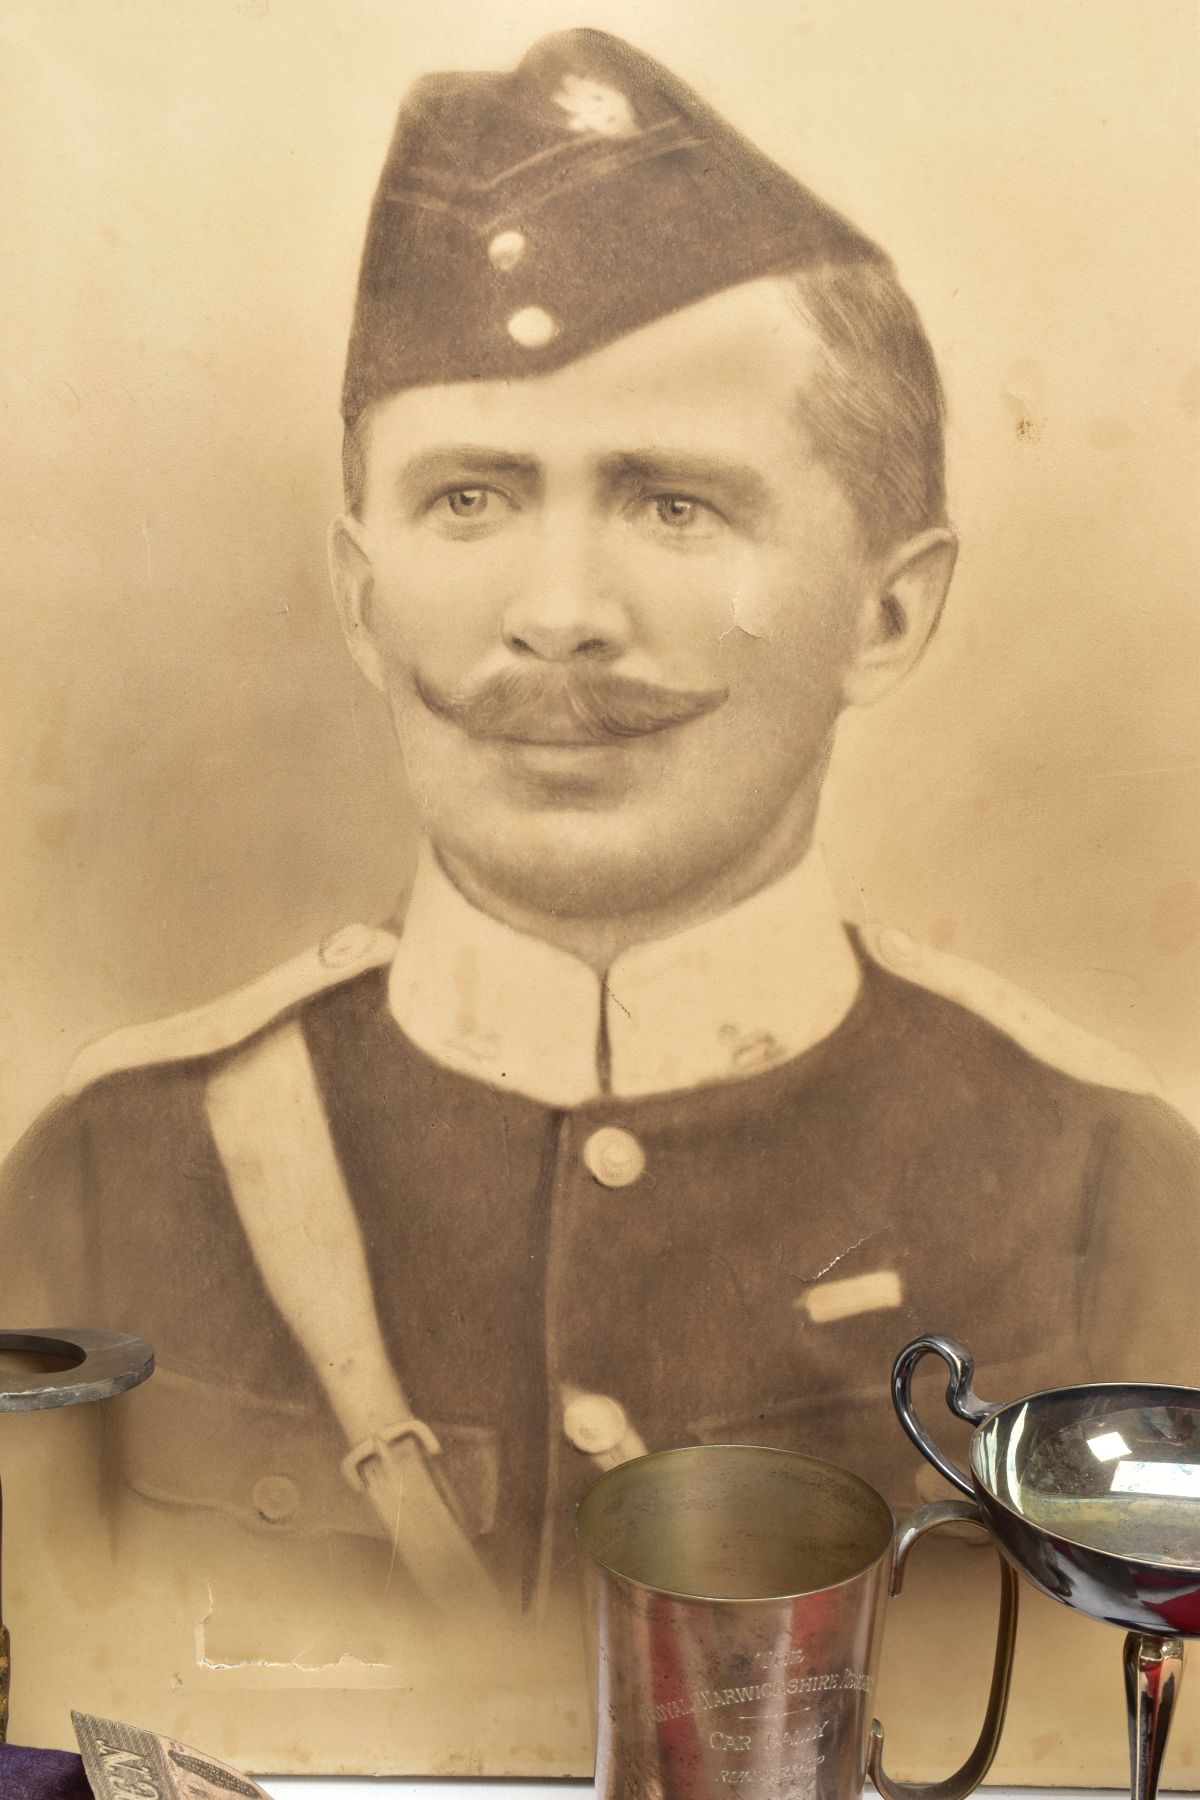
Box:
<box><xmin>65</xmin><ymin>924</ymin><xmax>399</xmax><ymax>1097</ymax></box>
<box><xmin>203</xmin><ymin>1019</ymin><xmax>504</xmax><ymax>1617</ymax></box>
<box><xmin>861</xmin><ymin>924</ymin><xmax>1159</xmax><ymax>1096</ymax></box>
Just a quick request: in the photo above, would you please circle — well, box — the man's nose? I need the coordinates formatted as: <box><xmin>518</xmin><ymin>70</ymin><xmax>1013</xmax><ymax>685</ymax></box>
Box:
<box><xmin>501</xmin><ymin>527</ymin><xmax>630</xmax><ymax>662</ymax></box>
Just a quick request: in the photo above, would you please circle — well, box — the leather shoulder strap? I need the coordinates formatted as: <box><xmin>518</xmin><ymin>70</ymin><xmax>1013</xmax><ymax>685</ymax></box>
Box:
<box><xmin>203</xmin><ymin>1019</ymin><xmax>502</xmax><ymax>1616</ymax></box>
<box><xmin>65</xmin><ymin>924</ymin><xmax>398</xmax><ymax>1097</ymax></box>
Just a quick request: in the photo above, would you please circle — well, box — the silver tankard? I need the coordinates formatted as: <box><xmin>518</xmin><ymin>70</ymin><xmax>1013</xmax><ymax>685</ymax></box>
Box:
<box><xmin>576</xmin><ymin>1443</ymin><xmax>1017</xmax><ymax>1799</ymax></box>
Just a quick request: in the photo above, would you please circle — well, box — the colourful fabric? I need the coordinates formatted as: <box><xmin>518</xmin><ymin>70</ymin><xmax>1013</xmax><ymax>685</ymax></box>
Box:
<box><xmin>0</xmin><ymin>1743</ymin><xmax>92</xmax><ymax>1800</ymax></box>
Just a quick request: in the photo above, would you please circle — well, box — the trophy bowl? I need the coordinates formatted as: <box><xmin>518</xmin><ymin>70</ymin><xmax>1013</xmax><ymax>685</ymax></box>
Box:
<box><xmin>892</xmin><ymin>1334</ymin><xmax>1200</xmax><ymax>1800</ymax></box>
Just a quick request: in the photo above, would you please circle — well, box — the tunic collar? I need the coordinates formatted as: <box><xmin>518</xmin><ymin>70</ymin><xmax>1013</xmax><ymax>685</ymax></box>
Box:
<box><xmin>387</xmin><ymin>840</ymin><xmax>861</xmax><ymax>1107</ymax></box>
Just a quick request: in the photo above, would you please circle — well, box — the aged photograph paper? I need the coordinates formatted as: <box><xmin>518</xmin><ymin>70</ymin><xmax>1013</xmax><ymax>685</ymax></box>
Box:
<box><xmin>0</xmin><ymin>0</ymin><xmax>1197</xmax><ymax>1782</ymax></box>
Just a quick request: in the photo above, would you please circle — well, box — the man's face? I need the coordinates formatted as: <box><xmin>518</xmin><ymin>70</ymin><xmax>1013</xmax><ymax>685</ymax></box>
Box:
<box><xmin>334</xmin><ymin>279</ymin><xmax>908</xmax><ymax>925</ymax></box>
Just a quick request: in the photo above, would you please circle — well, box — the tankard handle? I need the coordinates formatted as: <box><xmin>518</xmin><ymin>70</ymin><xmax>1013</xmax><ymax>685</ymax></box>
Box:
<box><xmin>867</xmin><ymin>1498</ymin><xmax>1020</xmax><ymax>1800</ymax></box>
<box><xmin>891</xmin><ymin>1334</ymin><xmax>999</xmax><ymax>1499</ymax></box>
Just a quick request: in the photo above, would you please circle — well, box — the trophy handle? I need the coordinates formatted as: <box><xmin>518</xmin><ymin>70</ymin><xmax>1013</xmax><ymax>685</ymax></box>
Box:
<box><xmin>891</xmin><ymin>1333</ymin><xmax>999</xmax><ymax>1499</ymax></box>
<box><xmin>868</xmin><ymin>1498</ymin><xmax>1020</xmax><ymax>1800</ymax></box>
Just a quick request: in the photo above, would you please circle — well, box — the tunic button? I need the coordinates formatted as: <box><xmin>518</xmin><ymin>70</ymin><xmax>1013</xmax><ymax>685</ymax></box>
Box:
<box><xmin>563</xmin><ymin>1391</ymin><xmax>630</xmax><ymax>1457</ymax></box>
<box><xmin>582</xmin><ymin>1125</ymin><xmax>645</xmax><ymax>1188</ymax></box>
<box><xmin>319</xmin><ymin>922</ymin><xmax>374</xmax><ymax>968</ymax></box>
<box><xmin>488</xmin><ymin>229</ymin><xmax>526</xmax><ymax>272</ymax></box>
<box><xmin>506</xmin><ymin>305</ymin><xmax>559</xmax><ymax>348</ymax></box>
<box><xmin>253</xmin><ymin>1474</ymin><xmax>300</xmax><ymax>1523</ymax></box>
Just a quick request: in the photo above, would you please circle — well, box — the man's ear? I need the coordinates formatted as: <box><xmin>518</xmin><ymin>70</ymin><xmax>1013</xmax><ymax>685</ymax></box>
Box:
<box><xmin>328</xmin><ymin>514</ymin><xmax>388</xmax><ymax>694</ymax></box>
<box><xmin>841</xmin><ymin>526</ymin><xmax>958</xmax><ymax>708</ymax></box>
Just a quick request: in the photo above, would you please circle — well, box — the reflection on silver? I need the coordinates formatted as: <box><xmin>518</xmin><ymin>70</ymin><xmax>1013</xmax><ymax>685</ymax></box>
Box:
<box><xmin>1089</xmin><ymin>1430</ymin><xmax>1133</xmax><ymax>1461</ymax></box>
<box><xmin>1001</xmin><ymin>1400</ymin><xmax>1028</xmax><ymax>1513</ymax></box>
<box><xmin>1112</xmin><ymin>1461</ymin><xmax>1200</xmax><ymax>1501</ymax></box>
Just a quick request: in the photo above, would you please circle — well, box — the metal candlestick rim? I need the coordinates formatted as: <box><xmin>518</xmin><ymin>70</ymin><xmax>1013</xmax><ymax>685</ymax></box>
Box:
<box><xmin>0</xmin><ymin>1327</ymin><xmax>154</xmax><ymax>1411</ymax></box>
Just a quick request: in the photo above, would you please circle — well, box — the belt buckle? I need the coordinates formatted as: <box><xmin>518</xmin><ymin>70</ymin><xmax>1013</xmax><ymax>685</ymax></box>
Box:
<box><xmin>340</xmin><ymin>1416</ymin><xmax>443</xmax><ymax>1491</ymax></box>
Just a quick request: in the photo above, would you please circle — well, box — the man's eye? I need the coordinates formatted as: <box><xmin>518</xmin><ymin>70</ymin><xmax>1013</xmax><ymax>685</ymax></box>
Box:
<box><xmin>424</xmin><ymin>485</ymin><xmax>513</xmax><ymax>533</ymax></box>
<box><xmin>443</xmin><ymin>487</ymin><xmax>490</xmax><ymax>518</ymax></box>
<box><xmin>643</xmin><ymin>494</ymin><xmax>720</xmax><ymax>534</ymax></box>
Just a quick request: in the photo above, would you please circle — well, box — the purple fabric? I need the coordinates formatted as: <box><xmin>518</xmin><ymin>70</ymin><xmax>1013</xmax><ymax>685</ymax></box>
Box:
<box><xmin>0</xmin><ymin>1743</ymin><xmax>92</xmax><ymax>1800</ymax></box>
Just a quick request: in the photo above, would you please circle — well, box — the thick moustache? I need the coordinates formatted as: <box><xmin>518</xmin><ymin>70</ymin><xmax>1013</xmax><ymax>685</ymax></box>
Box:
<box><xmin>417</xmin><ymin>667</ymin><xmax>729</xmax><ymax>745</ymax></box>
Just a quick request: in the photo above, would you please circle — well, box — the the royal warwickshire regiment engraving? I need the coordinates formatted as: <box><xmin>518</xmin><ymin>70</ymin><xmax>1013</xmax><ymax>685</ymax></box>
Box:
<box><xmin>650</xmin><ymin>1666</ymin><xmax>874</xmax><ymax>1727</ymax></box>
<box><xmin>646</xmin><ymin>1664</ymin><xmax>874</xmax><ymax>1788</ymax></box>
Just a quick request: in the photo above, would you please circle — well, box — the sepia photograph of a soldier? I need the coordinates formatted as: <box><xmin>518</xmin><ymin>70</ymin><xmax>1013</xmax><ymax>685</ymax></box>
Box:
<box><xmin>0</xmin><ymin>0</ymin><xmax>1196</xmax><ymax>1783</ymax></box>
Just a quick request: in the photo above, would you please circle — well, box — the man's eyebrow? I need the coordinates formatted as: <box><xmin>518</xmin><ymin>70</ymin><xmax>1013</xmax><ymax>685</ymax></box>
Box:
<box><xmin>395</xmin><ymin>446</ymin><xmax>543</xmax><ymax>489</ymax></box>
<box><xmin>599</xmin><ymin>452</ymin><xmax>775</xmax><ymax>517</ymax></box>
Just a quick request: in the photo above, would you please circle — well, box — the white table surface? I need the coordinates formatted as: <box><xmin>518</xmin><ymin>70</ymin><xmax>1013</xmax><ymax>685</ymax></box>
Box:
<box><xmin>260</xmin><ymin>1783</ymin><xmax>588</xmax><ymax>1797</ymax></box>
<box><xmin>260</xmin><ymin>1784</ymin><xmax>588</xmax><ymax>1797</ymax></box>
<box><xmin>258</xmin><ymin>1786</ymin><xmax>1196</xmax><ymax>1798</ymax></box>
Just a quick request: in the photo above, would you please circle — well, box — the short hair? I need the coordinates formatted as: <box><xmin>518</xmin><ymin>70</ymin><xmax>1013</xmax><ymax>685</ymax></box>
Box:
<box><xmin>342</xmin><ymin>259</ymin><xmax>946</xmax><ymax>555</ymax></box>
<box><xmin>782</xmin><ymin>259</ymin><xmax>947</xmax><ymax>555</ymax></box>
<box><xmin>342</xmin><ymin>408</ymin><xmax>372</xmax><ymax>523</ymax></box>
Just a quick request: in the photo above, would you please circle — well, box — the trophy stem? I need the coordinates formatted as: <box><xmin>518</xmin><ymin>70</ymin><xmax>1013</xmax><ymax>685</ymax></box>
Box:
<box><xmin>1123</xmin><ymin>1630</ymin><xmax>1184</xmax><ymax>1800</ymax></box>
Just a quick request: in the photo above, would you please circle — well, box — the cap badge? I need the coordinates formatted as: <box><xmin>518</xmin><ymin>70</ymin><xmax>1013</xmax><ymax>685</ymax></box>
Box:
<box><xmin>552</xmin><ymin>73</ymin><xmax>638</xmax><ymax>139</ymax></box>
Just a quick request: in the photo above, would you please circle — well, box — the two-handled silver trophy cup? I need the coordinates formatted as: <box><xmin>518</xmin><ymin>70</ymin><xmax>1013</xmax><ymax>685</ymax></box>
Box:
<box><xmin>893</xmin><ymin>1334</ymin><xmax>1200</xmax><ymax>1800</ymax></box>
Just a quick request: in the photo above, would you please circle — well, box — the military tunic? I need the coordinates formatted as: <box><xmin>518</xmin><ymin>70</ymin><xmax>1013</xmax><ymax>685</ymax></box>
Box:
<box><xmin>4</xmin><ymin>896</ymin><xmax>1196</xmax><ymax>1622</ymax></box>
